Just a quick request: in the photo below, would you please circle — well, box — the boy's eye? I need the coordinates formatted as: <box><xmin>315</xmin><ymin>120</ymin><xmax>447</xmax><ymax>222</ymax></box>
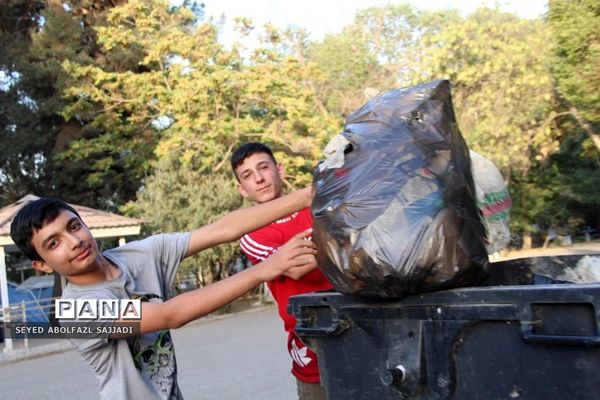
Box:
<box><xmin>69</xmin><ymin>222</ymin><xmax>81</xmax><ymax>231</ymax></box>
<box><xmin>47</xmin><ymin>239</ymin><xmax>59</xmax><ymax>250</ymax></box>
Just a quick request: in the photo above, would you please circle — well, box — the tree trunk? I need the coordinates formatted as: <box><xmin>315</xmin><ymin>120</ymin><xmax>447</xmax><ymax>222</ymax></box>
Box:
<box><xmin>569</xmin><ymin>106</ymin><xmax>600</xmax><ymax>152</ymax></box>
<box><xmin>521</xmin><ymin>231</ymin><xmax>533</xmax><ymax>250</ymax></box>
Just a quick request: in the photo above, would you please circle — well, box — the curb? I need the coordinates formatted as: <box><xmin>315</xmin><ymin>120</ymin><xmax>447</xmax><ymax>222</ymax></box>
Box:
<box><xmin>0</xmin><ymin>340</ymin><xmax>73</xmax><ymax>366</ymax></box>
<box><xmin>0</xmin><ymin>303</ymin><xmax>275</xmax><ymax>366</ymax></box>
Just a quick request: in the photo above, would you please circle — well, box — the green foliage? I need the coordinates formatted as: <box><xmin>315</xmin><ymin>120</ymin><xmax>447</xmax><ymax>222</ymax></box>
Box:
<box><xmin>353</xmin><ymin>4</ymin><xmax>459</xmax><ymax>87</ymax></box>
<box><xmin>56</xmin><ymin>0</ymin><xmax>202</xmax><ymax>208</ymax></box>
<box><xmin>128</xmin><ymin>160</ymin><xmax>243</xmax><ymax>282</ymax></box>
<box><xmin>60</xmin><ymin>1</ymin><xmax>339</xmax><ymax>204</ymax></box>
<box><xmin>82</xmin><ymin>1</ymin><xmax>340</xmax><ymax>276</ymax></box>
<box><xmin>304</xmin><ymin>5</ymin><xmax>457</xmax><ymax>118</ymax></box>
<box><xmin>549</xmin><ymin>0</ymin><xmax>600</xmax><ymax>123</ymax></box>
<box><xmin>507</xmin><ymin>0</ymin><xmax>600</xmax><ymax>237</ymax></box>
<box><xmin>228</xmin><ymin>24</ymin><xmax>342</xmax><ymax>186</ymax></box>
<box><xmin>412</xmin><ymin>7</ymin><xmax>556</xmax><ymax>174</ymax></box>
<box><xmin>3</xmin><ymin>1</ymin><xmax>599</xmax><ymax>250</ymax></box>
<box><xmin>511</xmin><ymin>131</ymin><xmax>600</xmax><ymax>235</ymax></box>
<box><xmin>0</xmin><ymin>1</ymin><xmax>63</xmax><ymax>203</ymax></box>
<box><xmin>307</xmin><ymin>27</ymin><xmax>383</xmax><ymax>117</ymax></box>
<box><xmin>0</xmin><ymin>0</ymin><xmax>128</xmax><ymax>207</ymax></box>
<box><xmin>545</xmin><ymin>129</ymin><xmax>600</xmax><ymax>228</ymax></box>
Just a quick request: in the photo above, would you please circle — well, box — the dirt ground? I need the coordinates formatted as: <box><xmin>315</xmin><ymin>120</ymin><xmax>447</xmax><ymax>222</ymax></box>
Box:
<box><xmin>496</xmin><ymin>240</ymin><xmax>600</xmax><ymax>261</ymax></box>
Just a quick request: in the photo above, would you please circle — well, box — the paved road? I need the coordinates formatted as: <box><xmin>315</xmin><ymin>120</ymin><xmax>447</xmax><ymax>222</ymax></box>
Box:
<box><xmin>0</xmin><ymin>306</ymin><xmax>297</xmax><ymax>400</ymax></box>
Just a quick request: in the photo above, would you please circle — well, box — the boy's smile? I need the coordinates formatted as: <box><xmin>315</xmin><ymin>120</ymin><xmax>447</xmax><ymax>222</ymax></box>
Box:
<box><xmin>30</xmin><ymin>209</ymin><xmax>109</xmax><ymax>284</ymax></box>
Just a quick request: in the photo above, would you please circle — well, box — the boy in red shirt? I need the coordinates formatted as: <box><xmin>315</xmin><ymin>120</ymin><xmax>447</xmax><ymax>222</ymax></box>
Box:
<box><xmin>231</xmin><ymin>143</ymin><xmax>333</xmax><ymax>400</ymax></box>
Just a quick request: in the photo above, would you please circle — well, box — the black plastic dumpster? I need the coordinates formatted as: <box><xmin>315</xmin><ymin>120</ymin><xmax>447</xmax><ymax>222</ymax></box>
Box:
<box><xmin>289</xmin><ymin>255</ymin><xmax>600</xmax><ymax>400</ymax></box>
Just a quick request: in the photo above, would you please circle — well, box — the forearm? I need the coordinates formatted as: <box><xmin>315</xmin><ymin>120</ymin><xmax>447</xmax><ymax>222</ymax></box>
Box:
<box><xmin>219</xmin><ymin>187</ymin><xmax>311</xmax><ymax>241</ymax></box>
<box><xmin>137</xmin><ymin>229</ymin><xmax>316</xmax><ymax>335</ymax></box>
<box><xmin>186</xmin><ymin>187</ymin><xmax>312</xmax><ymax>256</ymax></box>
<box><xmin>139</xmin><ymin>266</ymin><xmax>265</xmax><ymax>333</ymax></box>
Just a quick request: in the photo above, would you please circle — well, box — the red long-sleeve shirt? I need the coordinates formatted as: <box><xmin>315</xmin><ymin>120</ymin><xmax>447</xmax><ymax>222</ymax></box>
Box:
<box><xmin>240</xmin><ymin>208</ymin><xmax>333</xmax><ymax>383</ymax></box>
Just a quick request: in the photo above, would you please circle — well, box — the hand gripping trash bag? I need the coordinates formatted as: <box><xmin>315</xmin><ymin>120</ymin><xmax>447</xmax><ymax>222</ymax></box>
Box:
<box><xmin>312</xmin><ymin>80</ymin><xmax>489</xmax><ymax>298</ymax></box>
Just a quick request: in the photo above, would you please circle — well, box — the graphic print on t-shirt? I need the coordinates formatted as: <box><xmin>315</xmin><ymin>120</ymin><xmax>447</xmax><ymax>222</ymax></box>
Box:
<box><xmin>129</xmin><ymin>294</ymin><xmax>178</xmax><ymax>397</ymax></box>
<box><xmin>130</xmin><ymin>330</ymin><xmax>177</xmax><ymax>396</ymax></box>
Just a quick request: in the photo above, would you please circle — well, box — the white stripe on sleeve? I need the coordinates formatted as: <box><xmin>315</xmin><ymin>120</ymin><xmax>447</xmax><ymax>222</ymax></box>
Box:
<box><xmin>240</xmin><ymin>236</ymin><xmax>268</xmax><ymax>261</ymax></box>
<box><xmin>243</xmin><ymin>234</ymin><xmax>276</xmax><ymax>252</ymax></box>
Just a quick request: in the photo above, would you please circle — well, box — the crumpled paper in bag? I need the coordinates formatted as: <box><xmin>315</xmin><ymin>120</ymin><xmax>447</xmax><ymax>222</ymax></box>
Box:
<box><xmin>312</xmin><ymin>80</ymin><xmax>489</xmax><ymax>298</ymax></box>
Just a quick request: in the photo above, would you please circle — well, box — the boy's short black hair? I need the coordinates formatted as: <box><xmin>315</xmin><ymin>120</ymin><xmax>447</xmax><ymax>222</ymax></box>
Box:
<box><xmin>10</xmin><ymin>197</ymin><xmax>81</xmax><ymax>261</ymax></box>
<box><xmin>230</xmin><ymin>142</ymin><xmax>277</xmax><ymax>180</ymax></box>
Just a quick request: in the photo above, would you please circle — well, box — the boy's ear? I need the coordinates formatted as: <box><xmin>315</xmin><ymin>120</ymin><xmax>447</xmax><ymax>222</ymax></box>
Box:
<box><xmin>32</xmin><ymin>260</ymin><xmax>55</xmax><ymax>274</ymax></box>
<box><xmin>277</xmin><ymin>163</ymin><xmax>284</xmax><ymax>179</ymax></box>
<box><xmin>236</xmin><ymin>183</ymin><xmax>249</xmax><ymax>198</ymax></box>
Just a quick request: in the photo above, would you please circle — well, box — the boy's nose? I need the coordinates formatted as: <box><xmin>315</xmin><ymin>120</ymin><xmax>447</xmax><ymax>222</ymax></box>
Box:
<box><xmin>67</xmin><ymin>233</ymin><xmax>83</xmax><ymax>248</ymax></box>
<box><xmin>254</xmin><ymin>171</ymin><xmax>265</xmax><ymax>182</ymax></box>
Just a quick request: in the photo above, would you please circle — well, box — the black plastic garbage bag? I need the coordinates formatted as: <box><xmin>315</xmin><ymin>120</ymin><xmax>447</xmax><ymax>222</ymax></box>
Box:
<box><xmin>312</xmin><ymin>79</ymin><xmax>489</xmax><ymax>298</ymax></box>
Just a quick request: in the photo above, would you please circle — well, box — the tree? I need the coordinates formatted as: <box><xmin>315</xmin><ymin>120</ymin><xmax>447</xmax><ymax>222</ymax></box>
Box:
<box><xmin>0</xmin><ymin>0</ymin><xmax>127</xmax><ymax>207</ymax></box>
<box><xmin>55</xmin><ymin>0</ymin><xmax>206</xmax><ymax>209</ymax></box>
<box><xmin>62</xmin><ymin>1</ymin><xmax>339</xmax><ymax>202</ymax></box>
<box><xmin>0</xmin><ymin>0</ymin><xmax>62</xmax><ymax>204</ymax></box>
<box><xmin>306</xmin><ymin>27</ymin><xmax>384</xmax><ymax>117</ymax></box>
<box><xmin>128</xmin><ymin>159</ymin><xmax>243</xmax><ymax>283</ymax></box>
<box><xmin>548</xmin><ymin>0</ymin><xmax>600</xmax><ymax>151</ymax></box>
<box><xmin>511</xmin><ymin>129</ymin><xmax>600</xmax><ymax>242</ymax></box>
<box><xmin>543</xmin><ymin>132</ymin><xmax>600</xmax><ymax>230</ymax></box>
<box><xmin>234</xmin><ymin>23</ymin><xmax>342</xmax><ymax>186</ymax></box>
<box><xmin>303</xmin><ymin>4</ymin><xmax>456</xmax><ymax>118</ymax></box>
<box><xmin>353</xmin><ymin>4</ymin><xmax>459</xmax><ymax>88</ymax></box>
<box><xmin>411</xmin><ymin>7</ymin><xmax>556</xmax><ymax>175</ymax></box>
<box><xmin>56</xmin><ymin>1</ymin><xmax>342</xmax><ymax>276</ymax></box>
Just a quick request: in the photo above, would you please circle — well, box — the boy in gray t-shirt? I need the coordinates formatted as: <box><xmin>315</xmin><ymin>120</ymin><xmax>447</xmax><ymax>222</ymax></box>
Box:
<box><xmin>10</xmin><ymin>189</ymin><xmax>315</xmax><ymax>400</ymax></box>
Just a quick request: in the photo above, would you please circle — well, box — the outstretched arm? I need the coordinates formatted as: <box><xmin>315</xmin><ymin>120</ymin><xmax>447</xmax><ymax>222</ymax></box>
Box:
<box><xmin>134</xmin><ymin>229</ymin><xmax>316</xmax><ymax>335</ymax></box>
<box><xmin>185</xmin><ymin>187</ymin><xmax>312</xmax><ymax>257</ymax></box>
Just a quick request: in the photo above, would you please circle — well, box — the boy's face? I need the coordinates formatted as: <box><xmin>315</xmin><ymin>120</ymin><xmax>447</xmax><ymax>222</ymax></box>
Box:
<box><xmin>235</xmin><ymin>152</ymin><xmax>284</xmax><ymax>204</ymax></box>
<box><xmin>30</xmin><ymin>209</ymin><xmax>101</xmax><ymax>279</ymax></box>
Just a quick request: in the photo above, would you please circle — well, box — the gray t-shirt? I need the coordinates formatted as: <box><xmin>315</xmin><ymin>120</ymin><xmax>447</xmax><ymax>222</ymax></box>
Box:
<box><xmin>61</xmin><ymin>232</ymin><xmax>190</xmax><ymax>400</ymax></box>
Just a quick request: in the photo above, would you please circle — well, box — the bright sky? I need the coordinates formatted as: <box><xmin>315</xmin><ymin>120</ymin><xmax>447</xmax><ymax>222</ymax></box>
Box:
<box><xmin>2</xmin><ymin>1</ymin><xmax>548</xmax><ymax>87</ymax></box>
<box><xmin>196</xmin><ymin>0</ymin><xmax>548</xmax><ymax>44</ymax></box>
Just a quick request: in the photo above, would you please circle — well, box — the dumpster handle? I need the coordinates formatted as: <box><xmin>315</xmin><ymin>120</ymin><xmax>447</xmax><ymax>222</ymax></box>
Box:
<box><xmin>296</xmin><ymin>318</ymin><xmax>350</xmax><ymax>337</ymax></box>
<box><xmin>521</xmin><ymin>324</ymin><xmax>600</xmax><ymax>347</ymax></box>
